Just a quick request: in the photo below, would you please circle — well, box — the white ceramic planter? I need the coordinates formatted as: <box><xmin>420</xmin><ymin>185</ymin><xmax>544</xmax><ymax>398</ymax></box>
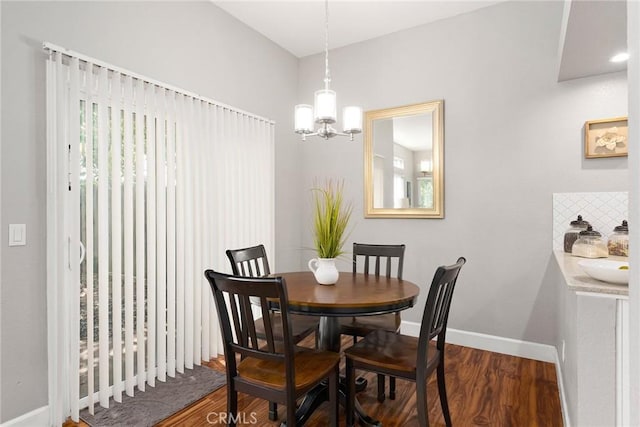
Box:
<box><xmin>308</xmin><ymin>257</ymin><xmax>339</xmax><ymax>285</ymax></box>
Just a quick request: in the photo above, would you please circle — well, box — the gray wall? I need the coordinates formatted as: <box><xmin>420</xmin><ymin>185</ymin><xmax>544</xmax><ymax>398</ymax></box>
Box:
<box><xmin>0</xmin><ymin>1</ymin><xmax>301</xmax><ymax>421</ymax></box>
<box><xmin>298</xmin><ymin>1</ymin><xmax>628</xmax><ymax>343</ymax></box>
<box><xmin>0</xmin><ymin>0</ymin><xmax>632</xmax><ymax>422</ymax></box>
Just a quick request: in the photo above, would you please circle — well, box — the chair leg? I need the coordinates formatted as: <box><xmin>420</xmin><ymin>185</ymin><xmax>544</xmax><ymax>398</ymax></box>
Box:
<box><xmin>286</xmin><ymin>394</ymin><xmax>297</xmax><ymax>427</ymax></box>
<box><xmin>346</xmin><ymin>358</ymin><xmax>356</xmax><ymax>427</ymax></box>
<box><xmin>389</xmin><ymin>376</ymin><xmax>396</xmax><ymax>400</ymax></box>
<box><xmin>377</xmin><ymin>374</ymin><xmax>386</xmax><ymax>402</ymax></box>
<box><xmin>416</xmin><ymin>377</ymin><xmax>430</xmax><ymax>427</ymax></box>
<box><xmin>437</xmin><ymin>362</ymin><xmax>452</xmax><ymax>427</ymax></box>
<box><xmin>227</xmin><ymin>383</ymin><xmax>238</xmax><ymax>427</ymax></box>
<box><xmin>269</xmin><ymin>402</ymin><xmax>278</xmax><ymax>421</ymax></box>
<box><xmin>329</xmin><ymin>365</ymin><xmax>338</xmax><ymax>427</ymax></box>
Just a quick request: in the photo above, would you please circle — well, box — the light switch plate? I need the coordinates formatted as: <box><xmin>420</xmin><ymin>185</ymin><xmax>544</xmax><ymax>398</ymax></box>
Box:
<box><xmin>9</xmin><ymin>224</ymin><xmax>26</xmax><ymax>246</ymax></box>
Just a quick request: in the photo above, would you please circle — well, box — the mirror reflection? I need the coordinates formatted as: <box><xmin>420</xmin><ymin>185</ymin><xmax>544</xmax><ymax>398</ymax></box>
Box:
<box><xmin>364</xmin><ymin>101</ymin><xmax>444</xmax><ymax>218</ymax></box>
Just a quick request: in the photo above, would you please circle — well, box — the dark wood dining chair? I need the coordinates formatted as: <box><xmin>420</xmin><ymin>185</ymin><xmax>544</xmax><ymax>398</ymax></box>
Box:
<box><xmin>344</xmin><ymin>257</ymin><xmax>466</xmax><ymax>427</ymax></box>
<box><xmin>226</xmin><ymin>244</ymin><xmax>320</xmax><ymax>420</ymax></box>
<box><xmin>340</xmin><ymin>242</ymin><xmax>405</xmax><ymax>402</ymax></box>
<box><xmin>205</xmin><ymin>270</ymin><xmax>339</xmax><ymax>427</ymax></box>
<box><xmin>226</xmin><ymin>244</ymin><xmax>320</xmax><ymax>343</ymax></box>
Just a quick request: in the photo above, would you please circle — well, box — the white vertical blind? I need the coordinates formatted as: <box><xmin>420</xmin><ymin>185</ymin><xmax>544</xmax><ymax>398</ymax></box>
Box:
<box><xmin>45</xmin><ymin>51</ymin><xmax>67</xmax><ymax>425</ymax></box>
<box><xmin>156</xmin><ymin>87</ymin><xmax>168</xmax><ymax>383</ymax></box>
<box><xmin>166</xmin><ymin>92</ymin><xmax>177</xmax><ymax>377</ymax></box>
<box><xmin>84</xmin><ymin>61</ymin><xmax>96</xmax><ymax>416</ymax></box>
<box><xmin>134</xmin><ymin>77</ymin><xmax>146</xmax><ymax>394</ymax></box>
<box><xmin>193</xmin><ymin>99</ymin><xmax>202</xmax><ymax>366</ymax></box>
<box><xmin>184</xmin><ymin>98</ymin><xmax>195</xmax><ymax>370</ymax></box>
<box><xmin>200</xmin><ymin>102</ymin><xmax>211</xmax><ymax>363</ymax></box>
<box><xmin>175</xmin><ymin>93</ymin><xmax>186</xmax><ymax>374</ymax></box>
<box><xmin>46</xmin><ymin>43</ymin><xmax>275</xmax><ymax>423</ymax></box>
<box><xmin>122</xmin><ymin>75</ymin><xmax>135</xmax><ymax>398</ymax></box>
<box><xmin>146</xmin><ymin>82</ymin><xmax>157</xmax><ymax>388</ymax></box>
<box><xmin>110</xmin><ymin>71</ymin><xmax>123</xmax><ymax>403</ymax></box>
<box><xmin>97</xmin><ymin>65</ymin><xmax>110</xmax><ymax>409</ymax></box>
<box><xmin>68</xmin><ymin>56</ymin><xmax>82</xmax><ymax>421</ymax></box>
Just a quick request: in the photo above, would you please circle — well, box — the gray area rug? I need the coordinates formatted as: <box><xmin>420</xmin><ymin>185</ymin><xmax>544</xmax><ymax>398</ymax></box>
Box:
<box><xmin>80</xmin><ymin>365</ymin><xmax>226</xmax><ymax>426</ymax></box>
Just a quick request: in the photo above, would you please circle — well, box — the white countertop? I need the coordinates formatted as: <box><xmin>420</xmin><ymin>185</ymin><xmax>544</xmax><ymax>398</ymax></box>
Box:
<box><xmin>554</xmin><ymin>249</ymin><xmax>629</xmax><ymax>297</ymax></box>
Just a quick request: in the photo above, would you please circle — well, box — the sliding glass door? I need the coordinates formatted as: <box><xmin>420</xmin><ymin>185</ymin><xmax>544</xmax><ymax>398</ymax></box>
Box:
<box><xmin>46</xmin><ymin>47</ymin><xmax>275</xmax><ymax>422</ymax></box>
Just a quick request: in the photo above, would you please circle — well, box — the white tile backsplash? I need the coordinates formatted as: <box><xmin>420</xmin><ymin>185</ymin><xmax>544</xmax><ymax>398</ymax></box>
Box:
<box><xmin>552</xmin><ymin>192</ymin><xmax>628</xmax><ymax>250</ymax></box>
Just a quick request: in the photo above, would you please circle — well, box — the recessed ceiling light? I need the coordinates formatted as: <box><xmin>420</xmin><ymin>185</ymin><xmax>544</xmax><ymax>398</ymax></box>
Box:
<box><xmin>610</xmin><ymin>52</ymin><xmax>630</xmax><ymax>63</ymax></box>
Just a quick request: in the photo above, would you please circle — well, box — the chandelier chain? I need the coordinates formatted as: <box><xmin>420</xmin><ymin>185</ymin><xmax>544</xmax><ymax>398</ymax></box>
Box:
<box><xmin>324</xmin><ymin>0</ymin><xmax>331</xmax><ymax>90</ymax></box>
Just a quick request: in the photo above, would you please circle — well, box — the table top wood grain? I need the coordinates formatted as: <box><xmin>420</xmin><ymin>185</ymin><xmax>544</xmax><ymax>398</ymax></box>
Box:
<box><xmin>274</xmin><ymin>271</ymin><xmax>420</xmax><ymax>317</ymax></box>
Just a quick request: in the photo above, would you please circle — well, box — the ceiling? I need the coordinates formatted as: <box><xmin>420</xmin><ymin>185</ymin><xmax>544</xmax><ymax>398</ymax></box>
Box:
<box><xmin>213</xmin><ymin>0</ymin><xmax>504</xmax><ymax>58</ymax></box>
<box><xmin>558</xmin><ymin>0</ymin><xmax>627</xmax><ymax>81</ymax></box>
<box><xmin>213</xmin><ymin>0</ymin><xmax>628</xmax><ymax>80</ymax></box>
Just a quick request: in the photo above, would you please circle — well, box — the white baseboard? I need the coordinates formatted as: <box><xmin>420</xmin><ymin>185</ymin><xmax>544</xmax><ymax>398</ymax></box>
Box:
<box><xmin>0</xmin><ymin>406</ymin><xmax>48</xmax><ymax>427</ymax></box>
<box><xmin>400</xmin><ymin>321</ymin><xmax>570</xmax><ymax>426</ymax></box>
<box><xmin>554</xmin><ymin>349</ymin><xmax>572</xmax><ymax>427</ymax></box>
<box><xmin>401</xmin><ymin>321</ymin><xmax>557</xmax><ymax>362</ymax></box>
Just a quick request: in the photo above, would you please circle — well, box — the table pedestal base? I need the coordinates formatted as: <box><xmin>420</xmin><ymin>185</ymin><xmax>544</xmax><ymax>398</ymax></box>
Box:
<box><xmin>284</xmin><ymin>316</ymin><xmax>381</xmax><ymax>426</ymax></box>
<box><xmin>288</xmin><ymin>377</ymin><xmax>380</xmax><ymax>427</ymax></box>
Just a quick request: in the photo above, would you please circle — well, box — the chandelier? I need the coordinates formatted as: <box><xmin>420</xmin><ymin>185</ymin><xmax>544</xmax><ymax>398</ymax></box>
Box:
<box><xmin>294</xmin><ymin>0</ymin><xmax>362</xmax><ymax>141</ymax></box>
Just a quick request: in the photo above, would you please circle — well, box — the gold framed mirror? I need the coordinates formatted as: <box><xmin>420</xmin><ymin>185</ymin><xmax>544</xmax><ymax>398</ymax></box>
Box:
<box><xmin>364</xmin><ymin>100</ymin><xmax>444</xmax><ymax>218</ymax></box>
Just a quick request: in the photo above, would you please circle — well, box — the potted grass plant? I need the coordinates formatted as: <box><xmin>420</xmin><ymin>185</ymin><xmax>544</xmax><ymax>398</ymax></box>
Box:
<box><xmin>308</xmin><ymin>180</ymin><xmax>353</xmax><ymax>285</ymax></box>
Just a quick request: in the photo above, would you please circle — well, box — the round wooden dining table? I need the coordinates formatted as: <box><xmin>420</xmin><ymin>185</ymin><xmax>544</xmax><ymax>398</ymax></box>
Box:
<box><xmin>275</xmin><ymin>271</ymin><xmax>420</xmax><ymax>426</ymax></box>
<box><xmin>279</xmin><ymin>271</ymin><xmax>420</xmax><ymax>351</ymax></box>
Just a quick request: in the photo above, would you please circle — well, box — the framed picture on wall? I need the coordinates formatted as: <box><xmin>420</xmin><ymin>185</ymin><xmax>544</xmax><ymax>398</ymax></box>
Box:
<box><xmin>584</xmin><ymin>116</ymin><xmax>628</xmax><ymax>158</ymax></box>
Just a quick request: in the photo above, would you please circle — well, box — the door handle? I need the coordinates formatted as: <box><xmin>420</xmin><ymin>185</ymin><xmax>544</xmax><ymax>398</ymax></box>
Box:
<box><xmin>79</xmin><ymin>241</ymin><xmax>86</xmax><ymax>264</ymax></box>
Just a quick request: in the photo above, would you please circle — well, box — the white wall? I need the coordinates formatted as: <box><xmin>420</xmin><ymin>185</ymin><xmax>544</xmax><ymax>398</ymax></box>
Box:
<box><xmin>0</xmin><ymin>1</ymin><xmax>300</xmax><ymax>421</ymax></box>
<box><xmin>298</xmin><ymin>1</ymin><xmax>628</xmax><ymax>344</ymax></box>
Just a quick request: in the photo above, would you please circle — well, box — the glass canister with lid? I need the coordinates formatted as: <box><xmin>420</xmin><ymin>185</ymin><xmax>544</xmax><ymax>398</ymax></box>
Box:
<box><xmin>564</xmin><ymin>215</ymin><xmax>590</xmax><ymax>253</ymax></box>
<box><xmin>607</xmin><ymin>220</ymin><xmax>629</xmax><ymax>257</ymax></box>
<box><xmin>571</xmin><ymin>226</ymin><xmax>609</xmax><ymax>258</ymax></box>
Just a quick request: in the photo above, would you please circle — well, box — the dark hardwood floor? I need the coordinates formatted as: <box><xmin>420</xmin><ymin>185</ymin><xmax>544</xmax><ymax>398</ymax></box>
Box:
<box><xmin>66</xmin><ymin>335</ymin><xmax>563</xmax><ymax>426</ymax></box>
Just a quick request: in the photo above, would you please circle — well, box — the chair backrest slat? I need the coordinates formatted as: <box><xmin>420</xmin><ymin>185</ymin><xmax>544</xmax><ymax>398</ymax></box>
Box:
<box><xmin>353</xmin><ymin>243</ymin><xmax>405</xmax><ymax>280</ymax></box>
<box><xmin>228</xmin><ymin>294</ymin><xmax>246</xmax><ymax>346</ymax></box>
<box><xmin>260</xmin><ymin>300</ymin><xmax>276</xmax><ymax>352</ymax></box>
<box><xmin>227</xmin><ymin>245</ymin><xmax>272</xmax><ymax>308</ymax></box>
<box><xmin>227</xmin><ymin>245</ymin><xmax>271</xmax><ymax>277</ymax></box>
<box><xmin>205</xmin><ymin>270</ymin><xmax>296</xmax><ymax>379</ymax></box>
<box><xmin>240</xmin><ymin>294</ymin><xmax>259</xmax><ymax>349</ymax></box>
<box><xmin>431</xmin><ymin>285</ymin><xmax>447</xmax><ymax>335</ymax></box>
<box><xmin>418</xmin><ymin>257</ymin><xmax>466</xmax><ymax>363</ymax></box>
